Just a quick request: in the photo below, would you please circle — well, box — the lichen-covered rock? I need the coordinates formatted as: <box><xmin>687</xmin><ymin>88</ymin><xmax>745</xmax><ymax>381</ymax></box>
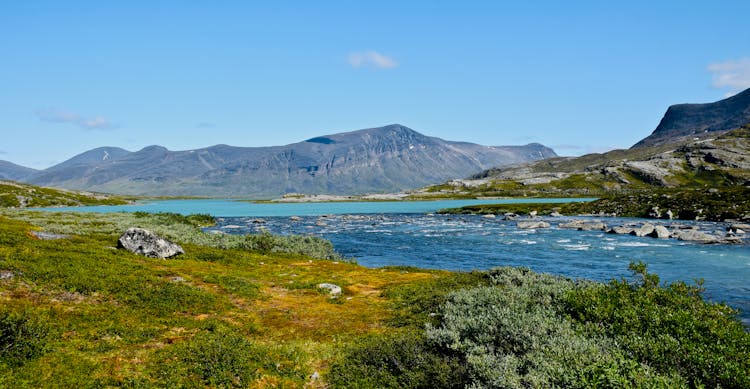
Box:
<box><xmin>117</xmin><ymin>228</ymin><xmax>184</xmax><ymax>258</ymax></box>
<box><xmin>318</xmin><ymin>283</ymin><xmax>342</xmax><ymax>296</ymax></box>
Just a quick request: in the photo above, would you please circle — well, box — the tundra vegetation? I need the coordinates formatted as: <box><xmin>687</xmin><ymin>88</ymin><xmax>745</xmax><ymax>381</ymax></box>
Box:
<box><xmin>439</xmin><ymin>186</ymin><xmax>750</xmax><ymax>222</ymax></box>
<box><xmin>0</xmin><ymin>208</ymin><xmax>748</xmax><ymax>387</ymax></box>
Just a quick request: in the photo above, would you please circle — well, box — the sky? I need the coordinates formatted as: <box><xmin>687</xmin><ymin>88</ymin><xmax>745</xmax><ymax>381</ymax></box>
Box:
<box><xmin>1</xmin><ymin>1</ymin><xmax>749</xmax><ymax>169</ymax></box>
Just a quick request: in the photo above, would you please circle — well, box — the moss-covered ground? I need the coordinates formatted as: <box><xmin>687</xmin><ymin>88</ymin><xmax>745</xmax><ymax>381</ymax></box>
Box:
<box><xmin>0</xmin><ymin>210</ymin><xmax>460</xmax><ymax>387</ymax></box>
<box><xmin>1</xmin><ymin>209</ymin><xmax>748</xmax><ymax>387</ymax></box>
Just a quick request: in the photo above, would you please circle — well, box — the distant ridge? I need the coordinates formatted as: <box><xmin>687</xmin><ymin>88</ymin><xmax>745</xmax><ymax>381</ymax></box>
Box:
<box><xmin>19</xmin><ymin>124</ymin><xmax>556</xmax><ymax>197</ymax></box>
<box><xmin>633</xmin><ymin>87</ymin><xmax>750</xmax><ymax>148</ymax></box>
<box><xmin>0</xmin><ymin>160</ymin><xmax>38</xmax><ymax>181</ymax></box>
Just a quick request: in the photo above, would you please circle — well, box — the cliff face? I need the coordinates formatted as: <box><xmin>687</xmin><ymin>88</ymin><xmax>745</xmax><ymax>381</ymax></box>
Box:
<box><xmin>633</xmin><ymin>88</ymin><xmax>750</xmax><ymax>148</ymax></box>
<box><xmin>24</xmin><ymin>124</ymin><xmax>556</xmax><ymax>197</ymax></box>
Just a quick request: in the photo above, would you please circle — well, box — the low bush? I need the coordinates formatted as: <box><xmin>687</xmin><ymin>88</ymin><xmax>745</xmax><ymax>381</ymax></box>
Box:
<box><xmin>327</xmin><ymin>332</ymin><xmax>469</xmax><ymax>389</ymax></box>
<box><xmin>337</xmin><ymin>265</ymin><xmax>748</xmax><ymax>388</ymax></box>
<box><xmin>565</xmin><ymin>261</ymin><xmax>750</xmax><ymax>388</ymax></box>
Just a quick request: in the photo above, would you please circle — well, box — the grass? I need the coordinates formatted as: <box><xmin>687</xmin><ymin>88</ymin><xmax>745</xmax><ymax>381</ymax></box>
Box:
<box><xmin>0</xmin><ymin>180</ymin><xmax>130</xmax><ymax>208</ymax></box>
<box><xmin>0</xmin><ymin>210</ymin><xmax>444</xmax><ymax>387</ymax></box>
<box><xmin>1</xmin><ymin>207</ymin><xmax>748</xmax><ymax>387</ymax></box>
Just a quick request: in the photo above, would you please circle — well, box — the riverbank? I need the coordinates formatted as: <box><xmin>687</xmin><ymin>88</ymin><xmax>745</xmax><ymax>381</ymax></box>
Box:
<box><xmin>439</xmin><ymin>186</ymin><xmax>750</xmax><ymax>222</ymax></box>
<box><xmin>0</xmin><ymin>210</ymin><xmax>750</xmax><ymax>387</ymax></box>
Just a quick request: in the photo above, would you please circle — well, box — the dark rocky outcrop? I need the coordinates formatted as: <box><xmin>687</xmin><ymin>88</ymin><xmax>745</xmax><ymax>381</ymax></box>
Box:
<box><xmin>117</xmin><ymin>228</ymin><xmax>184</xmax><ymax>258</ymax></box>
<box><xmin>633</xmin><ymin>88</ymin><xmax>750</xmax><ymax>148</ymax></box>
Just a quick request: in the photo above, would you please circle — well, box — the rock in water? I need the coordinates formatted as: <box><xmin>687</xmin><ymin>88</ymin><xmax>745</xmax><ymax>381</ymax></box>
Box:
<box><xmin>647</xmin><ymin>225</ymin><xmax>670</xmax><ymax>238</ymax></box>
<box><xmin>630</xmin><ymin>223</ymin><xmax>655</xmax><ymax>237</ymax></box>
<box><xmin>117</xmin><ymin>228</ymin><xmax>184</xmax><ymax>258</ymax></box>
<box><xmin>559</xmin><ymin>220</ymin><xmax>606</xmax><ymax>231</ymax></box>
<box><xmin>607</xmin><ymin>226</ymin><xmax>634</xmax><ymax>234</ymax></box>
<box><xmin>676</xmin><ymin>230</ymin><xmax>720</xmax><ymax>244</ymax></box>
<box><xmin>517</xmin><ymin>221</ymin><xmax>551</xmax><ymax>229</ymax></box>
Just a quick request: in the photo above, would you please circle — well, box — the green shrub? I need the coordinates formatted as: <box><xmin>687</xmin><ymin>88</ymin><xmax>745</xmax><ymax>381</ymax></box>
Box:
<box><xmin>0</xmin><ymin>311</ymin><xmax>50</xmax><ymax>367</ymax></box>
<box><xmin>327</xmin><ymin>332</ymin><xmax>469</xmax><ymax>389</ymax></box>
<box><xmin>564</xmin><ymin>262</ymin><xmax>750</xmax><ymax>388</ymax></box>
<box><xmin>428</xmin><ymin>267</ymin><xmax>690</xmax><ymax>387</ymax></box>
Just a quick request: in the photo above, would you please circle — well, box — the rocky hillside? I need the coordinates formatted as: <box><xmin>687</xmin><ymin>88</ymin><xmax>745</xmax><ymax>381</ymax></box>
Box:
<box><xmin>21</xmin><ymin>124</ymin><xmax>556</xmax><ymax>197</ymax></box>
<box><xmin>0</xmin><ymin>180</ymin><xmax>129</xmax><ymax>208</ymax></box>
<box><xmin>0</xmin><ymin>161</ymin><xmax>37</xmax><ymax>181</ymax></box>
<box><xmin>633</xmin><ymin>87</ymin><xmax>750</xmax><ymax>148</ymax></box>
<box><xmin>421</xmin><ymin>125</ymin><xmax>750</xmax><ymax>198</ymax></box>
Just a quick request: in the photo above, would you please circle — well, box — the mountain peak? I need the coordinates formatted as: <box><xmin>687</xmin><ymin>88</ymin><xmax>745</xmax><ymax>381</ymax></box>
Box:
<box><xmin>633</xmin><ymin>87</ymin><xmax>750</xmax><ymax>148</ymax></box>
<box><xmin>20</xmin><ymin>124</ymin><xmax>555</xmax><ymax>197</ymax></box>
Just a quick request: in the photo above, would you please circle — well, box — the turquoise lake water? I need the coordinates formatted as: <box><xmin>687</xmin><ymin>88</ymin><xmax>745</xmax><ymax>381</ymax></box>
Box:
<box><xmin>38</xmin><ymin>198</ymin><xmax>750</xmax><ymax>325</ymax></box>
<box><xmin>41</xmin><ymin>197</ymin><xmax>596</xmax><ymax>217</ymax></box>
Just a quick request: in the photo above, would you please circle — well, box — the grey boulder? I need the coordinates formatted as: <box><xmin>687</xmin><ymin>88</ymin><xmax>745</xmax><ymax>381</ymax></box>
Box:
<box><xmin>318</xmin><ymin>283</ymin><xmax>342</xmax><ymax>297</ymax></box>
<box><xmin>630</xmin><ymin>224</ymin><xmax>655</xmax><ymax>237</ymax></box>
<box><xmin>118</xmin><ymin>228</ymin><xmax>184</xmax><ymax>258</ymax></box>
<box><xmin>676</xmin><ymin>230</ymin><xmax>720</xmax><ymax>244</ymax></box>
<box><xmin>607</xmin><ymin>226</ymin><xmax>634</xmax><ymax>234</ymax></box>
<box><xmin>559</xmin><ymin>220</ymin><xmax>607</xmax><ymax>231</ymax></box>
<box><xmin>647</xmin><ymin>225</ymin><xmax>670</xmax><ymax>239</ymax></box>
<box><xmin>517</xmin><ymin>221</ymin><xmax>551</xmax><ymax>229</ymax></box>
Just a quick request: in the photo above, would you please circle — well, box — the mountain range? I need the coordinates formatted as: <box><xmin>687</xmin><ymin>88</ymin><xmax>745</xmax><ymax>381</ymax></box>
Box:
<box><xmin>3</xmin><ymin>124</ymin><xmax>556</xmax><ymax>197</ymax></box>
<box><xmin>428</xmin><ymin>88</ymin><xmax>750</xmax><ymax>197</ymax></box>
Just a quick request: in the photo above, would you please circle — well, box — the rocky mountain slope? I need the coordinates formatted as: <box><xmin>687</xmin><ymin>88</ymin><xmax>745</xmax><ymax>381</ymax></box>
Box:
<box><xmin>19</xmin><ymin>124</ymin><xmax>556</xmax><ymax>197</ymax></box>
<box><xmin>0</xmin><ymin>160</ymin><xmax>38</xmax><ymax>181</ymax></box>
<box><xmin>633</xmin><ymin>87</ymin><xmax>750</xmax><ymax>148</ymax></box>
<box><xmin>422</xmin><ymin>125</ymin><xmax>750</xmax><ymax>198</ymax></box>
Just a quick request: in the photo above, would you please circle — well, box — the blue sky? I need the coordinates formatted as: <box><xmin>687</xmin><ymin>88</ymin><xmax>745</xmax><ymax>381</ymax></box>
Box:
<box><xmin>2</xmin><ymin>1</ymin><xmax>749</xmax><ymax>169</ymax></box>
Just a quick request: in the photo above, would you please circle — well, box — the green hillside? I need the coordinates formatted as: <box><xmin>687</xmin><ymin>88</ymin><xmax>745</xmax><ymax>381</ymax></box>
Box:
<box><xmin>0</xmin><ymin>180</ymin><xmax>130</xmax><ymax>208</ymax></box>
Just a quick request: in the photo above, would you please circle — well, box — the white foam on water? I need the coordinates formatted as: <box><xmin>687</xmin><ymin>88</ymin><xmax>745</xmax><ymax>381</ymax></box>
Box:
<box><xmin>562</xmin><ymin>244</ymin><xmax>590</xmax><ymax>251</ymax></box>
<box><xmin>556</xmin><ymin>239</ymin><xmax>571</xmax><ymax>243</ymax></box>
<box><xmin>519</xmin><ymin>239</ymin><xmax>537</xmax><ymax>245</ymax></box>
<box><xmin>615</xmin><ymin>242</ymin><xmax>670</xmax><ymax>248</ymax></box>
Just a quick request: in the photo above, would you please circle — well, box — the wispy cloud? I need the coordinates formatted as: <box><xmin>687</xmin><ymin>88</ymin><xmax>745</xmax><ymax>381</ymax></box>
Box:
<box><xmin>707</xmin><ymin>58</ymin><xmax>750</xmax><ymax>96</ymax></box>
<box><xmin>35</xmin><ymin>108</ymin><xmax>117</xmax><ymax>130</ymax></box>
<box><xmin>0</xmin><ymin>150</ymin><xmax>7</xmax><ymax>155</ymax></box>
<box><xmin>347</xmin><ymin>50</ymin><xmax>398</xmax><ymax>69</ymax></box>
